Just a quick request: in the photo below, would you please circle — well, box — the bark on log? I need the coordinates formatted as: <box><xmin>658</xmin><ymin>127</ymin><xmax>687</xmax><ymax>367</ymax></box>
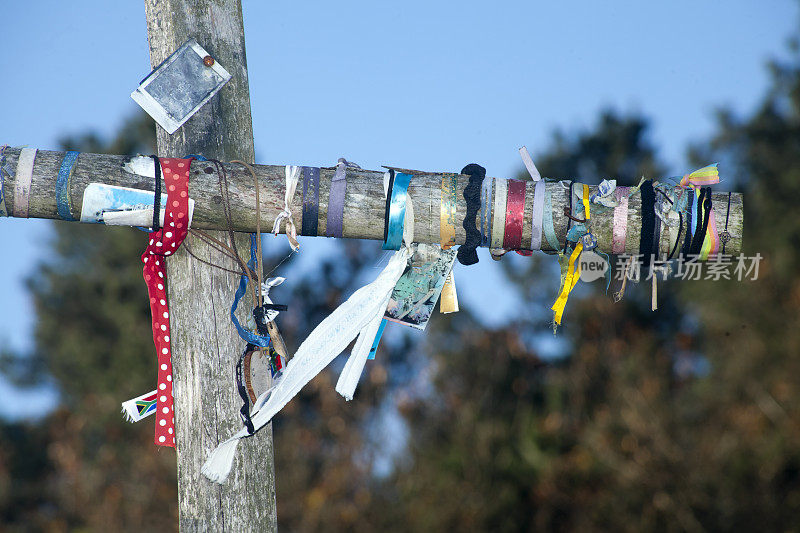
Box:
<box><xmin>2</xmin><ymin>147</ymin><xmax>744</xmax><ymax>257</ymax></box>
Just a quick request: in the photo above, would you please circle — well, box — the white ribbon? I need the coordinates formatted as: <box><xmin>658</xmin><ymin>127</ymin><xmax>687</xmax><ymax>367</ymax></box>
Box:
<box><xmin>202</xmin><ymin>247</ymin><xmax>411</xmax><ymax>483</ymax></box>
<box><xmin>272</xmin><ymin>165</ymin><xmax>301</xmax><ymax>251</ymax></box>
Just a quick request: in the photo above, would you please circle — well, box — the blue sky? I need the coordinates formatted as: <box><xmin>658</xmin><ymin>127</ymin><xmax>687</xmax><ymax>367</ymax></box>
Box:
<box><xmin>1</xmin><ymin>0</ymin><xmax>797</xmax><ymax>418</ymax></box>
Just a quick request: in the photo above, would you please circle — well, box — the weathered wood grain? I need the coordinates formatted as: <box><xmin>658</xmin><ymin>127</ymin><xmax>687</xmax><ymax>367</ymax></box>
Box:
<box><xmin>143</xmin><ymin>0</ymin><xmax>277</xmax><ymax>531</ymax></box>
<box><xmin>2</xmin><ymin>146</ymin><xmax>744</xmax><ymax>257</ymax></box>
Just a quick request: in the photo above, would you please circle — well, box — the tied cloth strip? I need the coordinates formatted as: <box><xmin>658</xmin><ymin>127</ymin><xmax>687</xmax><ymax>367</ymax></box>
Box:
<box><xmin>272</xmin><ymin>165</ymin><xmax>301</xmax><ymax>251</ymax></box>
<box><xmin>140</xmin><ymin>157</ymin><xmax>193</xmax><ymax>447</ymax></box>
<box><xmin>542</xmin><ymin>183</ymin><xmax>561</xmax><ymax>252</ymax></box>
<box><xmin>550</xmin><ymin>184</ymin><xmax>590</xmax><ymax>326</ymax></box>
<box><xmin>503</xmin><ymin>180</ymin><xmax>526</xmax><ymax>250</ymax></box>
<box><xmin>121</xmin><ymin>390</ymin><xmax>158</xmax><ymax>422</ymax></box>
<box><xmin>56</xmin><ymin>151</ymin><xmax>79</xmax><ymax>221</ymax></box>
<box><xmin>457</xmin><ymin>163</ymin><xmax>483</xmax><ymax>266</ymax></box>
<box><xmin>327</xmin><ymin>158</ymin><xmax>359</xmax><ymax>238</ymax></box>
<box><xmin>203</xmin><ymin>172</ymin><xmax>415</xmax><ymax>483</ymax></box>
<box><xmin>698</xmin><ymin>188</ymin><xmax>719</xmax><ymax>259</ymax></box>
<box><xmin>14</xmin><ymin>148</ymin><xmax>36</xmax><ymax>218</ymax></box>
<box><xmin>612</xmin><ymin>186</ymin><xmax>629</xmax><ymax>254</ymax></box>
<box><xmin>301</xmin><ymin>166</ymin><xmax>320</xmax><ymax>237</ymax></box>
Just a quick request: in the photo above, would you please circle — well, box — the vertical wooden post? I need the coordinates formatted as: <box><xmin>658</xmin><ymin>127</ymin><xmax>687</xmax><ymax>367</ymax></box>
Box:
<box><xmin>142</xmin><ymin>1</ymin><xmax>278</xmax><ymax>530</ymax></box>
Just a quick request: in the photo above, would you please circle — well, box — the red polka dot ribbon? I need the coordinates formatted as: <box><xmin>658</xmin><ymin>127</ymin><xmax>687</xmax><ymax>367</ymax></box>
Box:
<box><xmin>140</xmin><ymin>157</ymin><xmax>192</xmax><ymax>447</ymax></box>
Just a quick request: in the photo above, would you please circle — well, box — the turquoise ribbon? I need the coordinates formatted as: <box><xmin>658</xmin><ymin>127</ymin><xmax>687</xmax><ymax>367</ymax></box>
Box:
<box><xmin>383</xmin><ymin>172</ymin><xmax>412</xmax><ymax>250</ymax></box>
<box><xmin>368</xmin><ymin>319</ymin><xmax>388</xmax><ymax>360</ymax></box>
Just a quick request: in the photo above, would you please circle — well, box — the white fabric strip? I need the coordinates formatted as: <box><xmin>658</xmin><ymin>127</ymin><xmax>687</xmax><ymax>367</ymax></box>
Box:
<box><xmin>518</xmin><ymin>146</ymin><xmax>541</xmax><ymax>181</ymax></box>
<box><xmin>491</xmin><ymin>177</ymin><xmax>507</xmax><ymax>249</ymax></box>
<box><xmin>272</xmin><ymin>165</ymin><xmax>301</xmax><ymax>251</ymax></box>
<box><xmin>530</xmin><ymin>179</ymin><xmax>546</xmax><ymax>250</ymax></box>
<box><xmin>14</xmin><ymin>148</ymin><xmax>36</xmax><ymax>218</ymax></box>
<box><xmin>202</xmin><ymin>247</ymin><xmax>411</xmax><ymax>483</ymax></box>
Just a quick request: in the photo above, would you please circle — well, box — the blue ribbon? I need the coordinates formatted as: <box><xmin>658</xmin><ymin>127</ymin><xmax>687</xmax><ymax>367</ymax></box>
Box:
<box><xmin>368</xmin><ymin>319</ymin><xmax>388</xmax><ymax>360</ymax></box>
<box><xmin>383</xmin><ymin>172</ymin><xmax>412</xmax><ymax>250</ymax></box>
<box><xmin>56</xmin><ymin>151</ymin><xmax>79</xmax><ymax>221</ymax></box>
<box><xmin>230</xmin><ymin>233</ymin><xmax>271</xmax><ymax>347</ymax></box>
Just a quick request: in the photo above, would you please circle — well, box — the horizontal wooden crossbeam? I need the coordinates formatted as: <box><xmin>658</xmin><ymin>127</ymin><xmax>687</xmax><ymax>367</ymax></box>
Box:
<box><xmin>1</xmin><ymin>147</ymin><xmax>743</xmax><ymax>256</ymax></box>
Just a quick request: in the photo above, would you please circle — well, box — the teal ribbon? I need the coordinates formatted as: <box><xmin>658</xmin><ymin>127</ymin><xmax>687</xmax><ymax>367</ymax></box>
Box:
<box><xmin>368</xmin><ymin>319</ymin><xmax>388</xmax><ymax>360</ymax></box>
<box><xmin>383</xmin><ymin>172</ymin><xmax>412</xmax><ymax>250</ymax></box>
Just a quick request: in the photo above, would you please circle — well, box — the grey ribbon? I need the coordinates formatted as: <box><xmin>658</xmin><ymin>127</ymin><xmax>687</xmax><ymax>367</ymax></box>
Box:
<box><xmin>326</xmin><ymin>158</ymin><xmax>359</xmax><ymax>238</ymax></box>
<box><xmin>530</xmin><ymin>179</ymin><xmax>546</xmax><ymax>250</ymax></box>
<box><xmin>480</xmin><ymin>177</ymin><xmax>493</xmax><ymax>247</ymax></box>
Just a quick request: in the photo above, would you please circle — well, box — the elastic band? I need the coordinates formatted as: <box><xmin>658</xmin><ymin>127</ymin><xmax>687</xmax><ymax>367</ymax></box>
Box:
<box><xmin>491</xmin><ymin>178</ymin><xmax>507</xmax><ymax>249</ymax></box>
<box><xmin>235</xmin><ymin>345</ymin><xmax>257</xmax><ymax>435</ymax></box>
<box><xmin>301</xmin><ymin>166</ymin><xmax>320</xmax><ymax>236</ymax></box>
<box><xmin>480</xmin><ymin>177</ymin><xmax>493</xmax><ymax>247</ymax></box>
<box><xmin>638</xmin><ymin>180</ymin><xmax>656</xmax><ymax>269</ymax></box>
<box><xmin>530</xmin><ymin>179</ymin><xmax>546</xmax><ymax>250</ymax></box>
<box><xmin>14</xmin><ymin>148</ymin><xmax>36</xmax><ymax>218</ymax></box>
<box><xmin>503</xmin><ymin>179</ymin><xmax>525</xmax><ymax>250</ymax></box>
<box><xmin>612</xmin><ymin>187</ymin><xmax>629</xmax><ymax>254</ymax></box>
<box><xmin>326</xmin><ymin>159</ymin><xmax>348</xmax><ymax>238</ymax></box>
<box><xmin>457</xmin><ymin>163</ymin><xmax>484</xmax><ymax>266</ymax></box>
<box><xmin>440</xmin><ymin>173</ymin><xmax>457</xmax><ymax>249</ymax></box>
<box><xmin>151</xmin><ymin>155</ymin><xmax>162</xmax><ymax>231</ymax></box>
<box><xmin>56</xmin><ymin>151</ymin><xmax>79</xmax><ymax>221</ymax></box>
<box><xmin>383</xmin><ymin>172</ymin><xmax>412</xmax><ymax>250</ymax></box>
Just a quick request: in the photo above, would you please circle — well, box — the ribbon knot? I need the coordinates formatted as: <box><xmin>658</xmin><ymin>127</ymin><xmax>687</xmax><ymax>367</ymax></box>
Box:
<box><xmin>679</xmin><ymin>163</ymin><xmax>720</xmax><ymax>189</ymax></box>
<box><xmin>272</xmin><ymin>165</ymin><xmax>301</xmax><ymax>251</ymax></box>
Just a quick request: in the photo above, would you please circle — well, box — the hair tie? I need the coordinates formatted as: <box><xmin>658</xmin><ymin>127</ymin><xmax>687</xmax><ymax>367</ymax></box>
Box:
<box><xmin>56</xmin><ymin>151</ymin><xmax>79</xmax><ymax>221</ymax></box>
<box><xmin>383</xmin><ymin>171</ymin><xmax>412</xmax><ymax>250</ymax></box>
<box><xmin>638</xmin><ymin>180</ymin><xmax>656</xmax><ymax>269</ymax></box>
<box><xmin>457</xmin><ymin>163</ymin><xmax>484</xmax><ymax>265</ymax></box>
<box><xmin>301</xmin><ymin>166</ymin><xmax>320</xmax><ymax>236</ymax></box>
<box><xmin>140</xmin><ymin>156</ymin><xmax>193</xmax><ymax>447</ymax></box>
<box><xmin>14</xmin><ymin>148</ymin><xmax>36</xmax><ymax>218</ymax></box>
<box><xmin>503</xmin><ymin>179</ymin><xmax>526</xmax><ymax>250</ymax></box>
<box><xmin>440</xmin><ymin>173</ymin><xmax>457</xmax><ymax>249</ymax></box>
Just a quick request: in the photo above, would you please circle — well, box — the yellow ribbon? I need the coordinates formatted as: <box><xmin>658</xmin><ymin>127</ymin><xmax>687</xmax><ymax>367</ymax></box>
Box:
<box><xmin>551</xmin><ymin>242</ymin><xmax>583</xmax><ymax>325</ymax></box>
<box><xmin>582</xmin><ymin>184</ymin><xmax>591</xmax><ymax>220</ymax></box>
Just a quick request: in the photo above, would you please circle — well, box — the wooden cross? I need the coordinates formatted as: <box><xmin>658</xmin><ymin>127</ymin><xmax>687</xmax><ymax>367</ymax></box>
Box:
<box><xmin>0</xmin><ymin>0</ymin><xmax>744</xmax><ymax>530</ymax></box>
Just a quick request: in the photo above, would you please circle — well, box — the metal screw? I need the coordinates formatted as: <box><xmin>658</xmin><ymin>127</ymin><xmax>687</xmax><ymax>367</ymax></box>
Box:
<box><xmin>203</xmin><ymin>55</ymin><xmax>215</xmax><ymax>67</ymax></box>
